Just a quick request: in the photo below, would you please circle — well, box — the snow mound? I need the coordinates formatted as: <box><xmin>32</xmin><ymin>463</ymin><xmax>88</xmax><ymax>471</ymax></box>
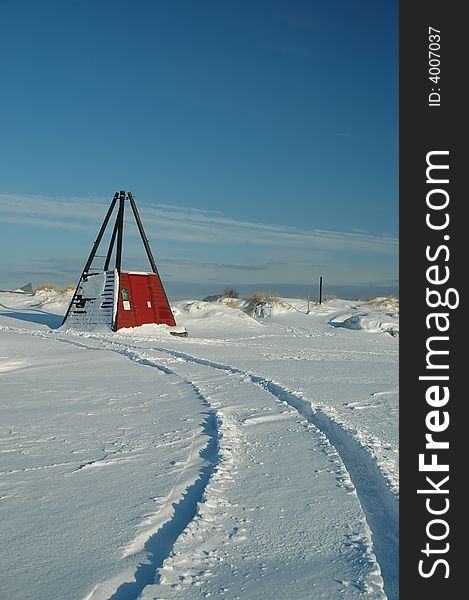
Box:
<box><xmin>242</xmin><ymin>297</ymin><xmax>292</xmax><ymax>318</ymax></box>
<box><xmin>361</xmin><ymin>296</ymin><xmax>399</xmax><ymax>318</ymax></box>
<box><xmin>33</xmin><ymin>288</ymin><xmax>74</xmax><ymax>314</ymax></box>
<box><xmin>115</xmin><ymin>323</ymin><xmax>179</xmax><ymax>338</ymax></box>
<box><xmin>170</xmin><ymin>299</ymin><xmax>262</xmax><ymax>339</ymax></box>
<box><xmin>196</xmin><ymin>295</ymin><xmax>294</xmax><ymax>318</ymax></box>
<box><xmin>329</xmin><ymin>296</ymin><xmax>399</xmax><ymax>336</ymax></box>
<box><xmin>173</xmin><ymin>300</ymin><xmax>255</xmax><ymax>323</ymax></box>
<box><xmin>330</xmin><ymin>312</ymin><xmax>399</xmax><ymax>336</ymax></box>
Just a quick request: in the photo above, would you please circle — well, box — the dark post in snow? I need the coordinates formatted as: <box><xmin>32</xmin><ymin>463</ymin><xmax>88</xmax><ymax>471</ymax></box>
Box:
<box><xmin>319</xmin><ymin>276</ymin><xmax>323</xmax><ymax>305</ymax></box>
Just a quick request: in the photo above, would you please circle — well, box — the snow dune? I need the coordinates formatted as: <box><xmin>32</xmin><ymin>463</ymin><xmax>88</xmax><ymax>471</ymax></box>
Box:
<box><xmin>0</xmin><ymin>291</ymin><xmax>398</xmax><ymax>599</ymax></box>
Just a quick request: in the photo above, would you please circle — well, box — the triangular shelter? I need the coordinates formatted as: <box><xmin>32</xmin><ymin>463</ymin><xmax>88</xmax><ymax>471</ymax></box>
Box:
<box><xmin>63</xmin><ymin>191</ymin><xmax>176</xmax><ymax>331</ymax></box>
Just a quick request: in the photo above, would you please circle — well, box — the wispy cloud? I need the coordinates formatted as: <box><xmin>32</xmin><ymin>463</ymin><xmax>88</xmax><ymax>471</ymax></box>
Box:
<box><xmin>160</xmin><ymin>258</ymin><xmax>285</xmax><ymax>272</ymax></box>
<box><xmin>0</xmin><ymin>192</ymin><xmax>398</xmax><ymax>253</ymax></box>
<box><xmin>0</xmin><ymin>192</ymin><xmax>398</xmax><ymax>291</ymax></box>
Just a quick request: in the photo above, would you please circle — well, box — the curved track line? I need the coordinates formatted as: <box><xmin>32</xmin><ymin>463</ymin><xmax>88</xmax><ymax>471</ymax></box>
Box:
<box><xmin>68</xmin><ymin>341</ymin><xmax>221</xmax><ymax>600</ymax></box>
<box><xmin>4</xmin><ymin>329</ymin><xmax>221</xmax><ymax>600</ymax></box>
<box><xmin>4</xmin><ymin>327</ymin><xmax>398</xmax><ymax>599</ymax></box>
<box><xmin>141</xmin><ymin>344</ymin><xmax>399</xmax><ymax>600</ymax></box>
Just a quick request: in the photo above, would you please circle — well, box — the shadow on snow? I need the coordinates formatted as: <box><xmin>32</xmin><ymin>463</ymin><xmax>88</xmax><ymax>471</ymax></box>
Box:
<box><xmin>0</xmin><ymin>310</ymin><xmax>62</xmax><ymax>328</ymax></box>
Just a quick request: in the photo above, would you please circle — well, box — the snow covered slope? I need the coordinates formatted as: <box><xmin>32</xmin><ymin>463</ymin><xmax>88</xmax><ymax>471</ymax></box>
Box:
<box><xmin>0</xmin><ymin>291</ymin><xmax>398</xmax><ymax>600</ymax></box>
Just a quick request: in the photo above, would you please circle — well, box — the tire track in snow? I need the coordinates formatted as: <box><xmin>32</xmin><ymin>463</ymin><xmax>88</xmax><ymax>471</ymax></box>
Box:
<box><xmin>5</xmin><ymin>327</ymin><xmax>397</xmax><ymax>599</ymax></box>
<box><xmin>50</xmin><ymin>332</ymin><xmax>398</xmax><ymax>599</ymax></box>
<box><xmin>62</xmin><ymin>341</ymin><xmax>221</xmax><ymax>600</ymax></box>
<box><xmin>141</xmin><ymin>344</ymin><xmax>399</xmax><ymax>600</ymax></box>
<box><xmin>4</xmin><ymin>328</ymin><xmax>221</xmax><ymax>600</ymax></box>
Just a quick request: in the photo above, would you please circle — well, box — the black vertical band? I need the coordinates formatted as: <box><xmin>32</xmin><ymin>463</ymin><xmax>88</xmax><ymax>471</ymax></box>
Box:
<box><xmin>400</xmin><ymin>2</ymin><xmax>464</xmax><ymax>596</ymax></box>
<box><xmin>115</xmin><ymin>190</ymin><xmax>126</xmax><ymax>273</ymax></box>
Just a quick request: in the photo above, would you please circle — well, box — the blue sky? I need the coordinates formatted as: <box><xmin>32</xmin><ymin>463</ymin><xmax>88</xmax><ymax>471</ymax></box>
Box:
<box><xmin>0</xmin><ymin>0</ymin><xmax>398</xmax><ymax>299</ymax></box>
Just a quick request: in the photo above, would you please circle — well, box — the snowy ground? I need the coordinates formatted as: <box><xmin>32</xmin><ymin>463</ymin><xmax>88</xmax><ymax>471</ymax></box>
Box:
<box><xmin>0</xmin><ymin>290</ymin><xmax>398</xmax><ymax>600</ymax></box>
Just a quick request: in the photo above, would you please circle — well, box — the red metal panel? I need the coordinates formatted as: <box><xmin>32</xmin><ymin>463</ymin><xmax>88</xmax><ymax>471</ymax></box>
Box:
<box><xmin>115</xmin><ymin>272</ymin><xmax>136</xmax><ymax>330</ymax></box>
<box><xmin>148</xmin><ymin>274</ymin><xmax>176</xmax><ymax>326</ymax></box>
<box><xmin>115</xmin><ymin>272</ymin><xmax>176</xmax><ymax>330</ymax></box>
<box><xmin>130</xmin><ymin>275</ymin><xmax>156</xmax><ymax>326</ymax></box>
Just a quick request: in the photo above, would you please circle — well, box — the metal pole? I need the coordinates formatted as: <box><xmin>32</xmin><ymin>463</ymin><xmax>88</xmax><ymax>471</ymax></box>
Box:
<box><xmin>307</xmin><ymin>291</ymin><xmax>310</xmax><ymax>314</ymax></box>
<box><xmin>115</xmin><ymin>190</ymin><xmax>125</xmax><ymax>272</ymax></box>
<box><xmin>319</xmin><ymin>276</ymin><xmax>323</xmax><ymax>305</ymax></box>
<box><xmin>127</xmin><ymin>192</ymin><xmax>158</xmax><ymax>274</ymax></box>
<box><xmin>104</xmin><ymin>217</ymin><xmax>119</xmax><ymax>271</ymax></box>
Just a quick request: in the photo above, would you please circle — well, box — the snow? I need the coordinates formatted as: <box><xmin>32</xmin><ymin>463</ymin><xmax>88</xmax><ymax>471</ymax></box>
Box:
<box><xmin>0</xmin><ymin>290</ymin><xmax>398</xmax><ymax>600</ymax></box>
<box><xmin>329</xmin><ymin>298</ymin><xmax>399</xmax><ymax>337</ymax></box>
